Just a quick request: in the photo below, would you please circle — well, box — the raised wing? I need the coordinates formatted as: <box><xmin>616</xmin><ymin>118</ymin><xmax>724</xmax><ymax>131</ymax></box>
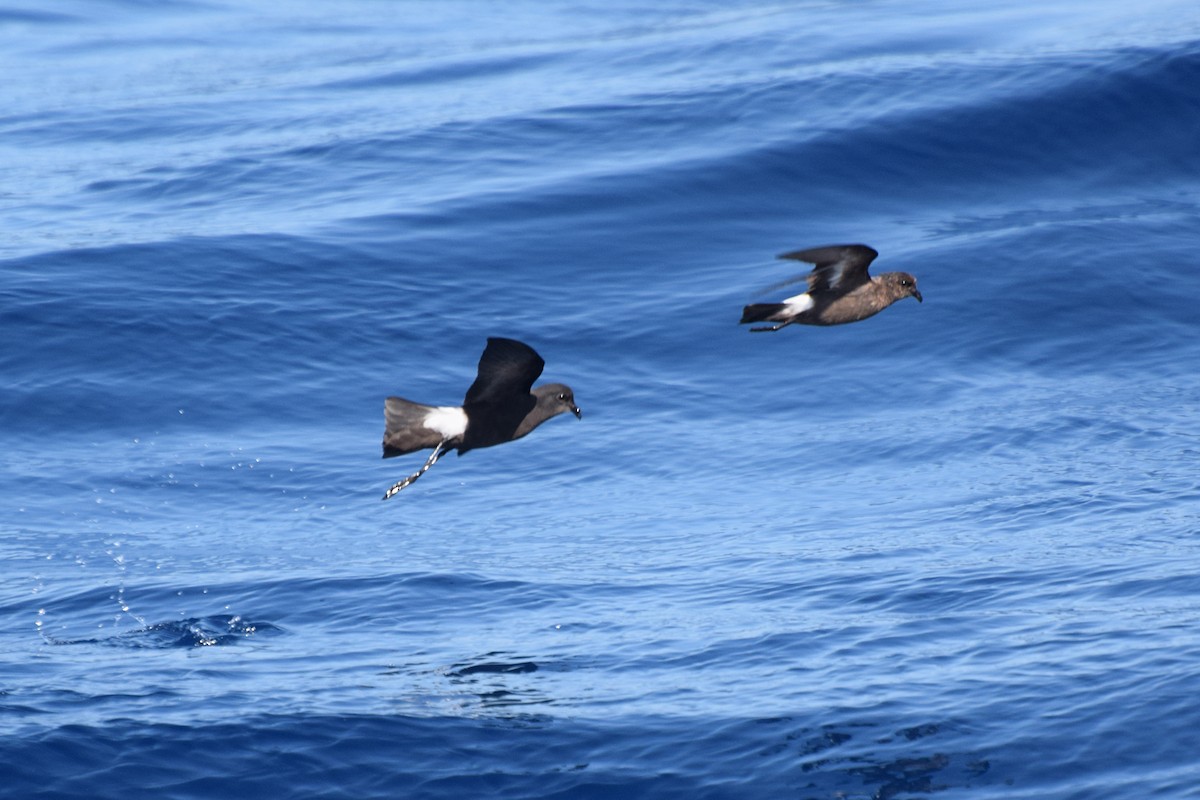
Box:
<box><xmin>777</xmin><ymin>244</ymin><xmax>878</xmax><ymax>294</ymax></box>
<box><xmin>463</xmin><ymin>337</ymin><xmax>545</xmax><ymax>406</ymax></box>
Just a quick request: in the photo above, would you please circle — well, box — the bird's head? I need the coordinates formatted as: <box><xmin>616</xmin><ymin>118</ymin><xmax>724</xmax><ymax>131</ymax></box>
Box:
<box><xmin>884</xmin><ymin>272</ymin><xmax>922</xmax><ymax>303</ymax></box>
<box><xmin>536</xmin><ymin>383</ymin><xmax>582</xmax><ymax>420</ymax></box>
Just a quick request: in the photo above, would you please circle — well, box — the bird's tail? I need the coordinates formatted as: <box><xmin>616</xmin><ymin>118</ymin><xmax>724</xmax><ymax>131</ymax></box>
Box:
<box><xmin>740</xmin><ymin>303</ymin><xmax>788</xmax><ymax>324</ymax></box>
<box><xmin>383</xmin><ymin>397</ymin><xmax>439</xmax><ymax>458</ymax></box>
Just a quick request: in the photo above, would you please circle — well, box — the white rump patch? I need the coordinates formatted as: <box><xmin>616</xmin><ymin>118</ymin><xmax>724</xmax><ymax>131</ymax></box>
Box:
<box><xmin>781</xmin><ymin>292</ymin><xmax>815</xmax><ymax>312</ymax></box>
<box><xmin>424</xmin><ymin>406</ymin><xmax>468</xmax><ymax>439</ymax></box>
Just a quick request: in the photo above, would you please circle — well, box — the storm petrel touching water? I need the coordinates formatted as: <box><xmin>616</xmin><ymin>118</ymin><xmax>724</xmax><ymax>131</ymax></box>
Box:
<box><xmin>381</xmin><ymin>337</ymin><xmax>580</xmax><ymax>499</ymax></box>
<box><xmin>740</xmin><ymin>244</ymin><xmax>922</xmax><ymax>332</ymax></box>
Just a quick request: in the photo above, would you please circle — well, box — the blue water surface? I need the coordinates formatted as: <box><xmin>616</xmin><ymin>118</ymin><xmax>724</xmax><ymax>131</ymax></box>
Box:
<box><xmin>3</xmin><ymin>1</ymin><xmax>1200</xmax><ymax>797</ymax></box>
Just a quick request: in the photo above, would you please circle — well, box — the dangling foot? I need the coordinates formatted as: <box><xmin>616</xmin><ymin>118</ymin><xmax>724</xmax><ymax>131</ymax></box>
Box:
<box><xmin>749</xmin><ymin>321</ymin><xmax>792</xmax><ymax>332</ymax></box>
<box><xmin>382</xmin><ymin>440</ymin><xmax>447</xmax><ymax>500</ymax></box>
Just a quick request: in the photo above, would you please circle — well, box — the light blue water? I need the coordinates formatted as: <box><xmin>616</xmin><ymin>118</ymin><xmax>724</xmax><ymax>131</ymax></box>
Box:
<box><xmin>3</xmin><ymin>1</ymin><xmax>1200</xmax><ymax>797</ymax></box>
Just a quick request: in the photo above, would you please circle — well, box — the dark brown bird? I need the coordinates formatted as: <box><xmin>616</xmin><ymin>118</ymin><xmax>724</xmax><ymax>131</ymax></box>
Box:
<box><xmin>740</xmin><ymin>244</ymin><xmax>922</xmax><ymax>332</ymax></box>
<box><xmin>381</xmin><ymin>337</ymin><xmax>581</xmax><ymax>499</ymax></box>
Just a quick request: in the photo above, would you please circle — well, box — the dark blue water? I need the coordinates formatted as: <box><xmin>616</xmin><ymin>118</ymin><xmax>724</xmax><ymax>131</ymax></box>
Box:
<box><xmin>4</xmin><ymin>1</ymin><xmax>1200</xmax><ymax>797</ymax></box>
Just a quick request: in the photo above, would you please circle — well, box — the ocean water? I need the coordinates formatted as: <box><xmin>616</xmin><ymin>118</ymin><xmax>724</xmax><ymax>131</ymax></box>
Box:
<box><xmin>3</xmin><ymin>0</ymin><xmax>1200</xmax><ymax>797</ymax></box>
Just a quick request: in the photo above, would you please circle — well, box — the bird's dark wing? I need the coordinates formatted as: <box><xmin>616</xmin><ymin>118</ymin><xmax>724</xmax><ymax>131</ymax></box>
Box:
<box><xmin>463</xmin><ymin>337</ymin><xmax>545</xmax><ymax>406</ymax></box>
<box><xmin>777</xmin><ymin>244</ymin><xmax>878</xmax><ymax>294</ymax></box>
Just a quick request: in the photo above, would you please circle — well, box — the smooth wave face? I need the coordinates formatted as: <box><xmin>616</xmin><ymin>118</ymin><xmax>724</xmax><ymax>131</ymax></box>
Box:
<box><xmin>3</xmin><ymin>1</ymin><xmax>1200</xmax><ymax>798</ymax></box>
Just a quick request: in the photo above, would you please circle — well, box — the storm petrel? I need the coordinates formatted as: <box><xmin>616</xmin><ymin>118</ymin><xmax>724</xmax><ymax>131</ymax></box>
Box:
<box><xmin>381</xmin><ymin>337</ymin><xmax>581</xmax><ymax>499</ymax></box>
<box><xmin>740</xmin><ymin>244</ymin><xmax>922</xmax><ymax>332</ymax></box>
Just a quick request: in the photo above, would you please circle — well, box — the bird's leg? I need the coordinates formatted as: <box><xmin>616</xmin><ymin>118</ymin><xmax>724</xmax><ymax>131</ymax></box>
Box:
<box><xmin>382</xmin><ymin>440</ymin><xmax>447</xmax><ymax>500</ymax></box>
<box><xmin>749</xmin><ymin>320</ymin><xmax>793</xmax><ymax>332</ymax></box>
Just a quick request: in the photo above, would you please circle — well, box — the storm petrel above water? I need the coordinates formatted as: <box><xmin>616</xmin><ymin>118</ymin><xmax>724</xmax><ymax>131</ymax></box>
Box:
<box><xmin>381</xmin><ymin>337</ymin><xmax>581</xmax><ymax>499</ymax></box>
<box><xmin>740</xmin><ymin>244</ymin><xmax>922</xmax><ymax>332</ymax></box>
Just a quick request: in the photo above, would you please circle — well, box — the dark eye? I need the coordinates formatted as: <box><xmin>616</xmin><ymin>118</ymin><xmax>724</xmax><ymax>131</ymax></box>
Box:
<box><xmin>900</xmin><ymin>278</ymin><xmax>912</xmax><ymax>287</ymax></box>
<box><xmin>557</xmin><ymin>393</ymin><xmax>567</xmax><ymax>401</ymax></box>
